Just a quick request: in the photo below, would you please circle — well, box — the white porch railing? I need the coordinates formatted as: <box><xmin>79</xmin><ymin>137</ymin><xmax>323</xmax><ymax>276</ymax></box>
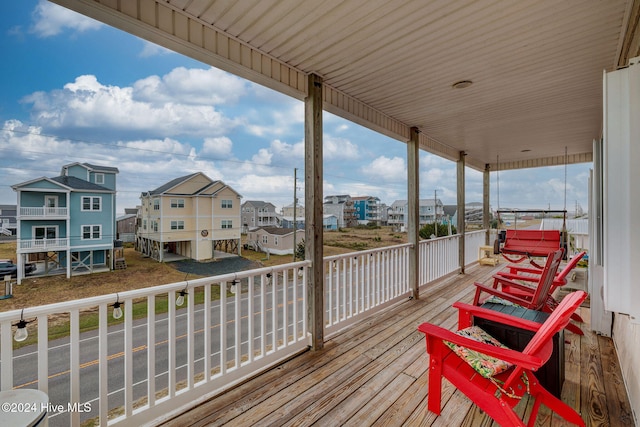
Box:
<box><xmin>0</xmin><ymin>232</ymin><xmax>490</xmax><ymax>427</ymax></box>
<box><xmin>464</xmin><ymin>230</ymin><xmax>489</xmax><ymax>266</ymax></box>
<box><xmin>323</xmin><ymin>243</ymin><xmax>412</xmax><ymax>337</ymax></box>
<box><xmin>0</xmin><ymin>261</ymin><xmax>311</xmax><ymax>427</ymax></box>
<box><xmin>19</xmin><ymin>207</ymin><xmax>68</xmax><ymax>217</ymax></box>
<box><xmin>419</xmin><ymin>235</ymin><xmax>460</xmax><ymax>284</ymax></box>
<box><xmin>18</xmin><ymin>238</ymin><xmax>69</xmax><ymax>251</ymax></box>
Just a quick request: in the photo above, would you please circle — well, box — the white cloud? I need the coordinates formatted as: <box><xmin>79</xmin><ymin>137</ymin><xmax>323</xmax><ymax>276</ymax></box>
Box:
<box><xmin>361</xmin><ymin>156</ymin><xmax>406</xmax><ymax>182</ymax></box>
<box><xmin>324</xmin><ymin>136</ymin><xmax>358</xmax><ymax>160</ymax></box>
<box><xmin>139</xmin><ymin>40</ymin><xmax>174</xmax><ymax>58</ymax></box>
<box><xmin>30</xmin><ymin>0</ymin><xmax>102</xmax><ymax>38</ymax></box>
<box><xmin>245</xmin><ymin>103</ymin><xmax>303</xmax><ymax>137</ymax></box>
<box><xmin>201</xmin><ymin>137</ymin><xmax>233</xmax><ymax>158</ymax></box>
<box><xmin>22</xmin><ymin>73</ymin><xmax>239</xmax><ymax>138</ymax></box>
<box><xmin>133</xmin><ymin>67</ymin><xmax>247</xmax><ymax>105</ymax></box>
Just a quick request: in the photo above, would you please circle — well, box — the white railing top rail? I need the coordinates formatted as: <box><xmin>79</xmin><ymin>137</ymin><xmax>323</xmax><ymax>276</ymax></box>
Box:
<box><xmin>323</xmin><ymin>242</ymin><xmax>412</xmax><ymax>262</ymax></box>
<box><xmin>0</xmin><ymin>260</ymin><xmax>311</xmax><ymax>323</ymax></box>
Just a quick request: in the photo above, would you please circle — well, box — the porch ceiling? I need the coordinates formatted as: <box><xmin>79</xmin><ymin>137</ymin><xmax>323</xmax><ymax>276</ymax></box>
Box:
<box><xmin>51</xmin><ymin>0</ymin><xmax>640</xmax><ymax>171</ymax></box>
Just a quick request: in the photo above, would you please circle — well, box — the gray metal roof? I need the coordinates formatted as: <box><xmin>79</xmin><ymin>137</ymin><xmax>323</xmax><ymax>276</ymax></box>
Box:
<box><xmin>50</xmin><ymin>175</ymin><xmax>114</xmax><ymax>192</ymax></box>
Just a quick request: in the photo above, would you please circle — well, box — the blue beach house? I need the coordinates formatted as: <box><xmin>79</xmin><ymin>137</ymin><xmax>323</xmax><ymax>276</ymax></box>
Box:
<box><xmin>11</xmin><ymin>163</ymin><xmax>119</xmax><ymax>283</ymax></box>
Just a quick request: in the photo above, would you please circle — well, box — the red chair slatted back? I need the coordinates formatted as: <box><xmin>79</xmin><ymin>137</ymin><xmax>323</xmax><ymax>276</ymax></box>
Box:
<box><xmin>529</xmin><ymin>248</ymin><xmax>564</xmax><ymax>308</ymax></box>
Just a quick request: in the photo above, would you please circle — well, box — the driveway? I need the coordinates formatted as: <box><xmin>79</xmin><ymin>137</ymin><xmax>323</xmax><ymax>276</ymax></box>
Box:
<box><xmin>169</xmin><ymin>256</ymin><xmax>262</xmax><ymax>278</ymax></box>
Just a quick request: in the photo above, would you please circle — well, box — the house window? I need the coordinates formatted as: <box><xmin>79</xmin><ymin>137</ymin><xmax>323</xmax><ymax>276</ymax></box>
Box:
<box><xmin>82</xmin><ymin>225</ymin><xmax>101</xmax><ymax>240</ymax></box>
<box><xmin>262</xmin><ymin>235</ymin><xmax>268</xmax><ymax>244</ymax></box>
<box><xmin>171</xmin><ymin>220</ymin><xmax>185</xmax><ymax>230</ymax></box>
<box><xmin>151</xmin><ymin>220</ymin><xmax>158</xmax><ymax>232</ymax></box>
<box><xmin>222</xmin><ymin>199</ymin><xmax>233</xmax><ymax>209</ymax></box>
<box><xmin>170</xmin><ymin>199</ymin><xmax>185</xmax><ymax>208</ymax></box>
<box><xmin>153</xmin><ymin>199</ymin><xmax>160</xmax><ymax>210</ymax></box>
<box><xmin>34</xmin><ymin>226</ymin><xmax>57</xmax><ymax>240</ymax></box>
<box><xmin>95</xmin><ymin>173</ymin><xmax>104</xmax><ymax>184</ymax></box>
<box><xmin>274</xmin><ymin>237</ymin><xmax>279</xmax><ymax>246</ymax></box>
<box><xmin>82</xmin><ymin>196</ymin><xmax>101</xmax><ymax>211</ymax></box>
<box><xmin>222</xmin><ymin>220</ymin><xmax>232</xmax><ymax>229</ymax></box>
<box><xmin>143</xmin><ymin>219</ymin><xmax>147</xmax><ymax>230</ymax></box>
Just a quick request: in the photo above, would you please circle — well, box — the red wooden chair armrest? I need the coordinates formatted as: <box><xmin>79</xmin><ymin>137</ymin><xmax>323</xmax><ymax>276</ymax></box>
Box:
<box><xmin>495</xmin><ymin>272</ymin><xmax>539</xmax><ymax>284</ymax></box>
<box><xmin>492</xmin><ymin>275</ymin><xmax>540</xmax><ymax>293</ymax></box>
<box><xmin>418</xmin><ymin>322</ymin><xmax>543</xmax><ymax>370</ymax></box>
<box><xmin>453</xmin><ymin>302</ymin><xmax>542</xmax><ymax>332</ymax></box>
<box><xmin>506</xmin><ymin>265</ymin><xmax>545</xmax><ymax>275</ymax></box>
<box><xmin>474</xmin><ymin>282</ymin><xmax>535</xmax><ymax>307</ymax></box>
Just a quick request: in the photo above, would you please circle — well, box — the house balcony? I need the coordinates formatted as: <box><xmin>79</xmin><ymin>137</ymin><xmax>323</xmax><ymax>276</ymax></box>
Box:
<box><xmin>18</xmin><ymin>238</ymin><xmax>69</xmax><ymax>252</ymax></box>
<box><xmin>0</xmin><ymin>231</ymin><xmax>631</xmax><ymax>426</ymax></box>
<box><xmin>19</xmin><ymin>206</ymin><xmax>68</xmax><ymax>219</ymax></box>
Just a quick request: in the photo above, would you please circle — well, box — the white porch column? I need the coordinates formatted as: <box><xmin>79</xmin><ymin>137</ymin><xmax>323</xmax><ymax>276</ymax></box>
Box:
<box><xmin>305</xmin><ymin>73</ymin><xmax>324</xmax><ymax>351</ymax></box>
<box><xmin>407</xmin><ymin>127</ymin><xmax>420</xmax><ymax>299</ymax></box>
<box><xmin>457</xmin><ymin>152</ymin><xmax>466</xmax><ymax>273</ymax></box>
<box><xmin>483</xmin><ymin>164</ymin><xmax>490</xmax><ymax>245</ymax></box>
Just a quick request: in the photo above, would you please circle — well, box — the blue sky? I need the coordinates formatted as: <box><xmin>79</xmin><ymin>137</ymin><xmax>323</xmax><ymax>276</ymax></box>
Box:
<box><xmin>0</xmin><ymin>1</ymin><xmax>591</xmax><ymax>215</ymax></box>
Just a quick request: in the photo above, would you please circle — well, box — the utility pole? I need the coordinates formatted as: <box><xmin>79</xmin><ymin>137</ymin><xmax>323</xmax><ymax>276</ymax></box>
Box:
<box><xmin>292</xmin><ymin>168</ymin><xmax>297</xmax><ymax>261</ymax></box>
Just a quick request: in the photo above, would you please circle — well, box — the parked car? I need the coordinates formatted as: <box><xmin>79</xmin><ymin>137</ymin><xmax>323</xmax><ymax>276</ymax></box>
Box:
<box><xmin>0</xmin><ymin>259</ymin><xmax>36</xmax><ymax>278</ymax></box>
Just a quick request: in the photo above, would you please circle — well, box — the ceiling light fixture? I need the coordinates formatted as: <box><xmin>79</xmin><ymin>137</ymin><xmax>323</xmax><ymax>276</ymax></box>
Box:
<box><xmin>452</xmin><ymin>80</ymin><xmax>473</xmax><ymax>89</ymax></box>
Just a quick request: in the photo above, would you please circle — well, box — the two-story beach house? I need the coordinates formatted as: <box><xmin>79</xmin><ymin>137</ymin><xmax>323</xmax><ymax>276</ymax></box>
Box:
<box><xmin>136</xmin><ymin>173</ymin><xmax>242</xmax><ymax>262</ymax></box>
<box><xmin>11</xmin><ymin>163</ymin><xmax>119</xmax><ymax>283</ymax></box>
<box><xmin>240</xmin><ymin>200</ymin><xmax>280</xmax><ymax>233</ymax></box>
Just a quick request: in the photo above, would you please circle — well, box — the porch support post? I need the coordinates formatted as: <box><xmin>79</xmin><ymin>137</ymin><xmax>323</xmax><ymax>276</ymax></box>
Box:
<box><xmin>483</xmin><ymin>164</ymin><xmax>490</xmax><ymax>245</ymax></box>
<box><xmin>457</xmin><ymin>151</ymin><xmax>466</xmax><ymax>274</ymax></box>
<box><xmin>407</xmin><ymin>127</ymin><xmax>420</xmax><ymax>299</ymax></box>
<box><xmin>305</xmin><ymin>73</ymin><xmax>324</xmax><ymax>350</ymax></box>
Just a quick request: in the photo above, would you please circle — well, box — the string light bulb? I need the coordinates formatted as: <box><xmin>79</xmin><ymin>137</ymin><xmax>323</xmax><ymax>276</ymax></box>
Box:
<box><xmin>176</xmin><ymin>289</ymin><xmax>187</xmax><ymax>306</ymax></box>
<box><xmin>13</xmin><ymin>310</ymin><xmax>30</xmax><ymax>342</ymax></box>
<box><xmin>112</xmin><ymin>294</ymin><xmax>123</xmax><ymax>319</ymax></box>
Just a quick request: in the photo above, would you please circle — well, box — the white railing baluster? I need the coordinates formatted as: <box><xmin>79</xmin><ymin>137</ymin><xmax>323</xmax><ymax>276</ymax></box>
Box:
<box><xmin>219</xmin><ymin>283</ymin><xmax>227</xmax><ymax>375</ymax></box>
<box><xmin>260</xmin><ymin>274</ymin><xmax>267</xmax><ymax>357</ymax></box>
<box><xmin>271</xmin><ymin>272</ymin><xmax>277</xmax><ymax>351</ymax></box>
<box><xmin>168</xmin><ymin>290</ymin><xmax>176</xmax><ymax>397</ymax></box>
<box><xmin>204</xmin><ymin>284</ymin><xmax>211</xmax><ymax>381</ymax></box>
<box><xmin>37</xmin><ymin>315</ymin><xmax>47</xmax><ymax>394</ymax></box>
<box><xmin>124</xmin><ymin>300</ymin><xmax>133</xmax><ymax>418</ymax></box>
<box><xmin>282</xmin><ymin>270</ymin><xmax>288</xmax><ymax>346</ymax></box>
<box><xmin>187</xmin><ymin>289</ymin><xmax>195</xmax><ymax>389</ymax></box>
<box><xmin>70</xmin><ymin>309</ymin><xmax>80</xmax><ymax>426</ymax></box>
<box><xmin>234</xmin><ymin>282</ymin><xmax>240</xmax><ymax>368</ymax></box>
<box><xmin>1</xmin><ymin>322</ymin><xmax>13</xmax><ymax>391</ymax></box>
<box><xmin>98</xmin><ymin>304</ymin><xmax>108</xmax><ymax>426</ymax></box>
<box><xmin>248</xmin><ymin>274</ymin><xmax>254</xmax><ymax>360</ymax></box>
<box><xmin>147</xmin><ymin>295</ymin><xmax>156</xmax><ymax>407</ymax></box>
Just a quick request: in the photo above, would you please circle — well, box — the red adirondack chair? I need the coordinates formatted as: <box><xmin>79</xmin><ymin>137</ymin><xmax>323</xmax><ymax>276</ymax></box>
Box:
<box><xmin>473</xmin><ymin>248</ymin><xmax>564</xmax><ymax>311</ymax></box>
<box><xmin>495</xmin><ymin>251</ymin><xmax>587</xmax><ymax>335</ymax></box>
<box><xmin>418</xmin><ymin>290</ymin><xmax>587</xmax><ymax>426</ymax></box>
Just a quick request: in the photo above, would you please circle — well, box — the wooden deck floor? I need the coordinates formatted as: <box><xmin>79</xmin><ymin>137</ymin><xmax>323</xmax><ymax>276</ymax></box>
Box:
<box><xmin>161</xmin><ymin>264</ymin><xmax>634</xmax><ymax>427</ymax></box>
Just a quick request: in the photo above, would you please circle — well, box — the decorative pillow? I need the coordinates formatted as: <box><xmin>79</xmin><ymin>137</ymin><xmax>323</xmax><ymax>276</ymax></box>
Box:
<box><xmin>485</xmin><ymin>295</ymin><xmax>522</xmax><ymax>307</ymax></box>
<box><xmin>444</xmin><ymin>325</ymin><xmax>513</xmax><ymax>378</ymax></box>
